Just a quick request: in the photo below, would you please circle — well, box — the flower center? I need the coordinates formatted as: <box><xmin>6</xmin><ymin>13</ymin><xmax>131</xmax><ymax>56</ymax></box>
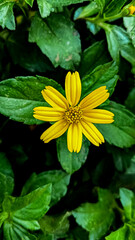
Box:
<box><xmin>65</xmin><ymin>106</ymin><xmax>82</xmax><ymax>124</ymax></box>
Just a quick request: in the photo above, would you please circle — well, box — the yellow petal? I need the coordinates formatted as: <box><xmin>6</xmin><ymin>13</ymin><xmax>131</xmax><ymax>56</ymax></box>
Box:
<box><xmin>34</xmin><ymin>114</ymin><xmax>62</xmax><ymax>122</ymax></box>
<box><xmin>65</xmin><ymin>71</ymin><xmax>81</xmax><ymax>106</ymax></box>
<box><xmin>80</xmin><ymin>120</ymin><xmax>104</xmax><ymax>146</ymax></box>
<box><xmin>33</xmin><ymin>106</ymin><xmax>64</xmax><ymax>122</ymax></box>
<box><xmin>89</xmin><ymin>122</ymin><xmax>105</xmax><ymax>143</ymax></box>
<box><xmin>65</xmin><ymin>72</ymin><xmax>72</xmax><ymax>106</ymax></box>
<box><xmin>75</xmin><ymin>71</ymin><xmax>81</xmax><ymax>106</ymax></box>
<box><xmin>67</xmin><ymin>123</ymin><xmax>73</xmax><ymax>152</ymax></box>
<box><xmin>83</xmin><ymin>109</ymin><xmax>114</xmax><ymax>124</ymax></box>
<box><xmin>73</xmin><ymin>124</ymin><xmax>78</xmax><ymax>152</ymax></box>
<box><xmin>80</xmin><ymin>86</ymin><xmax>109</xmax><ymax>110</ymax></box>
<box><xmin>76</xmin><ymin>123</ymin><xmax>83</xmax><ymax>153</ymax></box>
<box><xmin>41</xmin><ymin>119</ymin><xmax>69</xmax><ymax>143</ymax></box>
<box><xmin>67</xmin><ymin>123</ymin><xmax>82</xmax><ymax>153</ymax></box>
<box><xmin>41</xmin><ymin>86</ymin><xmax>69</xmax><ymax>109</ymax></box>
<box><xmin>34</xmin><ymin>106</ymin><xmax>64</xmax><ymax>112</ymax></box>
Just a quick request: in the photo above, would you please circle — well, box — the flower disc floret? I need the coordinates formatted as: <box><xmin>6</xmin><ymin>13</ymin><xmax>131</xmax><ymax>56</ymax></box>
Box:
<box><xmin>65</xmin><ymin>106</ymin><xmax>82</xmax><ymax>124</ymax></box>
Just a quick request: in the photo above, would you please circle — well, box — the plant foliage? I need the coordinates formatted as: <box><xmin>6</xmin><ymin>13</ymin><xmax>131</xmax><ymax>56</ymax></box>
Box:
<box><xmin>0</xmin><ymin>0</ymin><xmax>135</xmax><ymax>239</ymax></box>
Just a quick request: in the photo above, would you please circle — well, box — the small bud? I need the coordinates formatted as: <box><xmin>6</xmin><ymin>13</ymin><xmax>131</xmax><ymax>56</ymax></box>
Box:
<box><xmin>129</xmin><ymin>5</ymin><xmax>135</xmax><ymax>15</ymax></box>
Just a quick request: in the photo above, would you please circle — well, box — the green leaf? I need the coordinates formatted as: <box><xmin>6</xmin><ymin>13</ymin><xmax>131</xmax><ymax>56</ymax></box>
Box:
<box><xmin>0</xmin><ymin>153</ymin><xmax>14</xmax><ymax>204</ymax></box>
<box><xmin>0</xmin><ymin>173</ymin><xmax>10</xmax><ymax>205</ymax></box>
<box><xmin>81</xmin><ymin>61</ymin><xmax>118</xmax><ymax>97</ymax></box>
<box><xmin>3</xmin><ymin>221</ymin><xmax>37</xmax><ymax>240</ymax></box>
<box><xmin>2</xmin><ymin>184</ymin><xmax>52</xmax><ymax>221</ymax></box>
<box><xmin>107</xmin><ymin>146</ymin><xmax>134</xmax><ymax>172</ymax></box>
<box><xmin>39</xmin><ymin>212</ymin><xmax>70</xmax><ymax>238</ymax></box>
<box><xmin>0</xmin><ymin>152</ymin><xmax>14</xmax><ymax>178</ymax></box>
<box><xmin>45</xmin><ymin>0</ymin><xmax>88</xmax><ymax>7</ymax></box>
<box><xmin>0</xmin><ymin>75</ymin><xmax>64</xmax><ymax>124</ymax></box>
<box><xmin>36</xmin><ymin>0</ymin><xmax>89</xmax><ymax>18</ymax></box>
<box><xmin>125</xmin><ymin>155</ymin><xmax>135</xmax><ymax>174</ymax></box>
<box><xmin>120</xmin><ymin>188</ymin><xmax>135</xmax><ymax>221</ymax></box>
<box><xmin>21</xmin><ymin>170</ymin><xmax>70</xmax><ymax>206</ymax></box>
<box><xmin>74</xmin><ymin>2</ymin><xmax>100</xmax><ymax>20</ymax></box>
<box><xmin>69</xmin><ymin>226</ymin><xmax>89</xmax><ymax>240</ymax></box>
<box><xmin>0</xmin><ymin>1</ymin><xmax>15</xmax><ymax>30</ymax></box>
<box><xmin>6</xmin><ymin>30</ymin><xmax>53</xmax><ymax>73</ymax></box>
<box><xmin>25</xmin><ymin>0</ymin><xmax>34</xmax><ymax>7</ymax></box>
<box><xmin>124</xmin><ymin>17</ymin><xmax>135</xmax><ymax>48</ymax></box>
<box><xmin>79</xmin><ymin>41</ymin><xmax>111</xmax><ymax>77</ymax></box>
<box><xmin>0</xmin><ymin>212</ymin><xmax>8</xmax><ymax>227</ymax></box>
<box><xmin>0</xmin><ymin>38</ymin><xmax>4</xmax><ymax>73</ymax></box>
<box><xmin>38</xmin><ymin>234</ymin><xmax>54</xmax><ymax>240</ymax></box>
<box><xmin>98</xmin><ymin>188</ymin><xmax>116</xmax><ymax>206</ymax></box>
<box><xmin>97</xmin><ymin>101</ymin><xmax>135</xmax><ymax>148</ymax></box>
<box><xmin>125</xmin><ymin>88</ymin><xmax>135</xmax><ymax>114</ymax></box>
<box><xmin>12</xmin><ymin>218</ymin><xmax>40</xmax><ymax>231</ymax></box>
<box><xmin>57</xmin><ymin>133</ymin><xmax>90</xmax><ymax>174</ymax></box>
<box><xmin>2</xmin><ymin>185</ymin><xmax>51</xmax><ymax>239</ymax></box>
<box><xmin>29</xmin><ymin>13</ymin><xmax>81</xmax><ymax>70</ymax></box>
<box><xmin>105</xmin><ymin>27</ymin><xmax>120</xmax><ymax>64</ymax></box>
<box><xmin>104</xmin><ymin>0</ymin><xmax>128</xmax><ymax>18</ymax></box>
<box><xmin>114</xmin><ymin>26</ymin><xmax>135</xmax><ymax>72</ymax></box>
<box><xmin>105</xmin><ymin>224</ymin><xmax>135</xmax><ymax>240</ymax></box>
<box><xmin>105</xmin><ymin>25</ymin><xmax>135</xmax><ymax>73</ymax></box>
<box><xmin>86</xmin><ymin>21</ymin><xmax>101</xmax><ymax>35</ymax></box>
<box><xmin>37</xmin><ymin>0</ymin><xmax>53</xmax><ymax>18</ymax></box>
<box><xmin>95</xmin><ymin>0</ymin><xmax>106</xmax><ymax>11</ymax></box>
<box><xmin>72</xmin><ymin>189</ymin><xmax>115</xmax><ymax>240</ymax></box>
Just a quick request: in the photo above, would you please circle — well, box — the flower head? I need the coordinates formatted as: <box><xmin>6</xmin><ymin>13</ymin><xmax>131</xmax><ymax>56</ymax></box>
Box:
<box><xmin>33</xmin><ymin>72</ymin><xmax>114</xmax><ymax>153</ymax></box>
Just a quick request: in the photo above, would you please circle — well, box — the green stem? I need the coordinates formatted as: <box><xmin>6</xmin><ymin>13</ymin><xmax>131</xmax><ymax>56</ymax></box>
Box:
<box><xmin>114</xmin><ymin>202</ymin><xmax>125</xmax><ymax>222</ymax></box>
<box><xmin>85</xmin><ymin>17</ymin><xmax>111</xmax><ymax>31</ymax></box>
<box><xmin>15</xmin><ymin>0</ymin><xmax>29</xmax><ymax>17</ymax></box>
<box><xmin>17</xmin><ymin>3</ymin><xmax>27</xmax><ymax>17</ymax></box>
<box><xmin>97</xmin><ymin>21</ymin><xmax>111</xmax><ymax>31</ymax></box>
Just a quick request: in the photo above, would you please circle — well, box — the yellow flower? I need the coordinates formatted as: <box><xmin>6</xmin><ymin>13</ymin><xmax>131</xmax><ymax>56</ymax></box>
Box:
<box><xmin>129</xmin><ymin>5</ymin><xmax>135</xmax><ymax>15</ymax></box>
<box><xmin>33</xmin><ymin>72</ymin><xmax>114</xmax><ymax>153</ymax></box>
